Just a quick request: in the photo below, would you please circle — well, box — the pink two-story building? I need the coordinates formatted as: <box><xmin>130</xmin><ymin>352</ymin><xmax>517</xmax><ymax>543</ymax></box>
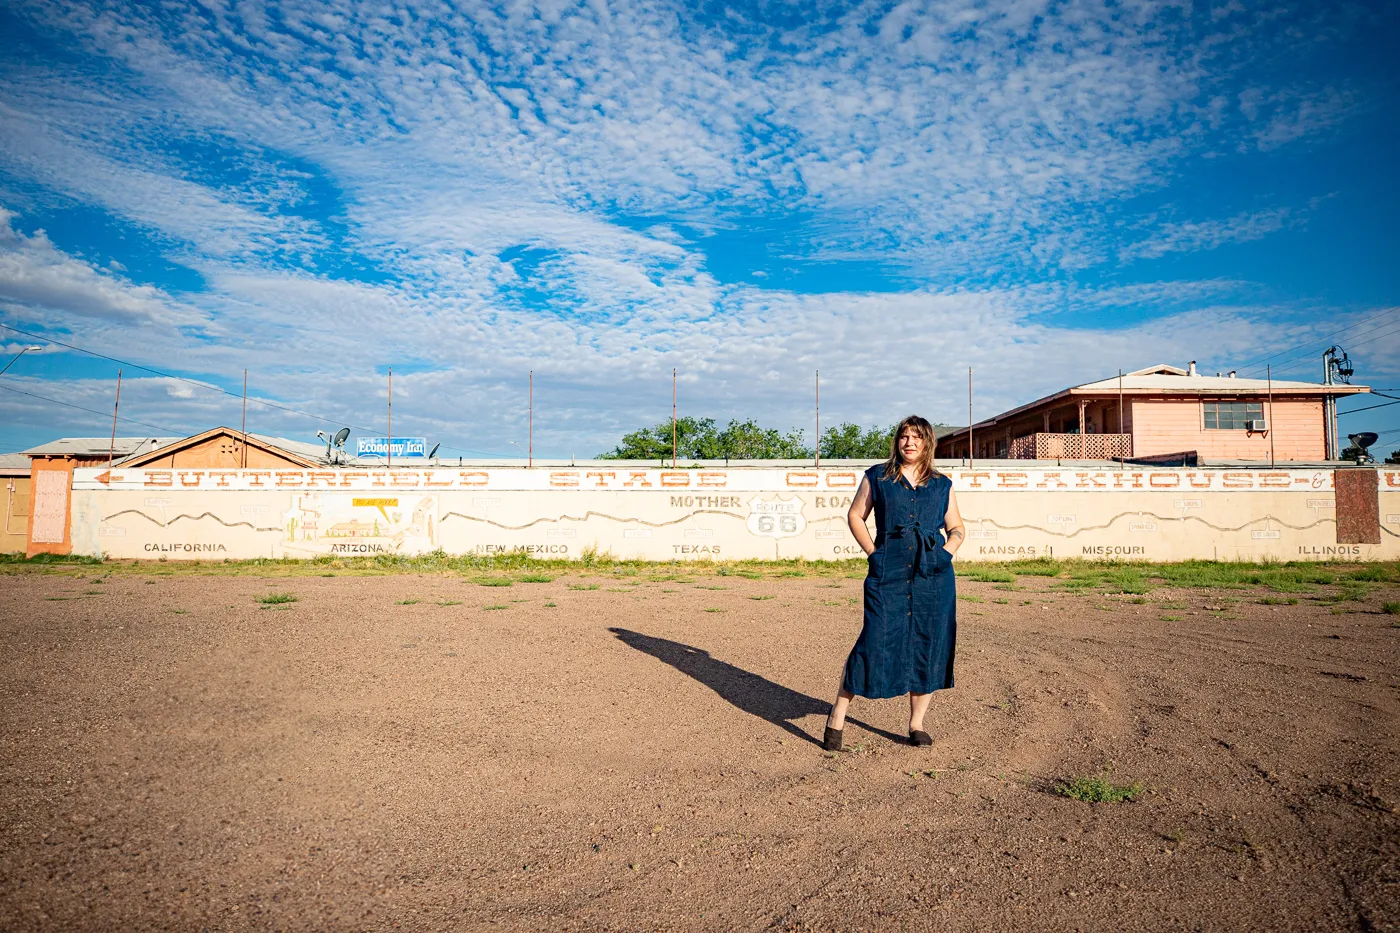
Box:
<box><xmin>936</xmin><ymin>363</ymin><xmax>1370</xmax><ymax>463</ymax></box>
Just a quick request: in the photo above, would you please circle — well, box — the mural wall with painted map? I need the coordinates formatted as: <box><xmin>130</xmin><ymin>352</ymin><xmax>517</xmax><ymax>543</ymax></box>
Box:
<box><xmin>65</xmin><ymin>466</ymin><xmax>1400</xmax><ymax>562</ymax></box>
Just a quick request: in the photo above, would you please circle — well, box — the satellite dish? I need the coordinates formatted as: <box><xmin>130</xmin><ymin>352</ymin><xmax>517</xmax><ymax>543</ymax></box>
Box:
<box><xmin>427</xmin><ymin>442</ymin><xmax>440</xmax><ymax>459</ymax></box>
<box><xmin>333</xmin><ymin>427</ymin><xmax>351</xmax><ymax>448</ymax></box>
<box><xmin>1349</xmin><ymin>432</ymin><xmax>1378</xmax><ymax>449</ymax></box>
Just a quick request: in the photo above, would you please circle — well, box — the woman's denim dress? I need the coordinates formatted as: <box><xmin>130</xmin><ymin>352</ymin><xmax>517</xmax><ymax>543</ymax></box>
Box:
<box><xmin>841</xmin><ymin>464</ymin><xmax>957</xmax><ymax>699</ymax></box>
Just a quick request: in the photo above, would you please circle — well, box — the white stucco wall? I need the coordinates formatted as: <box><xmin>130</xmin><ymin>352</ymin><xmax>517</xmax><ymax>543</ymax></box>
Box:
<box><xmin>68</xmin><ymin>466</ymin><xmax>1400</xmax><ymax>562</ymax></box>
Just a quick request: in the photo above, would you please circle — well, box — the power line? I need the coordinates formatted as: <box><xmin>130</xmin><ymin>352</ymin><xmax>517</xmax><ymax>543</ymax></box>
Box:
<box><xmin>1337</xmin><ymin>397</ymin><xmax>1400</xmax><ymax>416</ymax></box>
<box><xmin>0</xmin><ymin>320</ymin><xmax>513</xmax><ymax>457</ymax></box>
<box><xmin>1236</xmin><ymin>305</ymin><xmax>1400</xmax><ymax>374</ymax></box>
<box><xmin>0</xmin><ymin>321</ymin><xmax>379</xmax><ymax>433</ymax></box>
<box><xmin>1244</xmin><ymin>318</ymin><xmax>1400</xmax><ymax>379</ymax></box>
<box><xmin>0</xmin><ymin>382</ymin><xmax>186</xmax><ymax>433</ymax></box>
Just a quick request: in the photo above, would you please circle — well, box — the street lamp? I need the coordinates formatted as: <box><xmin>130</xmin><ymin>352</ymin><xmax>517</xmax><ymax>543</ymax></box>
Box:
<box><xmin>0</xmin><ymin>345</ymin><xmax>43</xmax><ymax>377</ymax></box>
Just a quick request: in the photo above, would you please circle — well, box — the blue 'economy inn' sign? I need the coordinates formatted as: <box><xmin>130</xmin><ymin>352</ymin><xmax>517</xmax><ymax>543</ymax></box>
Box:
<box><xmin>356</xmin><ymin>437</ymin><xmax>428</xmax><ymax>458</ymax></box>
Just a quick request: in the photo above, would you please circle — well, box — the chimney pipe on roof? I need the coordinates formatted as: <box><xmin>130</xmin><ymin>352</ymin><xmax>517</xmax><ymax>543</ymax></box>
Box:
<box><xmin>1188</xmin><ymin>360</ymin><xmax>1197</xmax><ymax>376</ymax></box>
<box><xmin>1228</xmin><ymin>370</ymin><xmax>1236</xmax><ymax>378</ymax></box>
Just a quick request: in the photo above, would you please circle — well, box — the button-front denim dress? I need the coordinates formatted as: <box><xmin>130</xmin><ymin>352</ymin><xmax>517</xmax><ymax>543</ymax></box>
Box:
<box><xmin>841</xmin><ymin>464</ymin><xmax>957</xmax><ymax>699</ymax></box>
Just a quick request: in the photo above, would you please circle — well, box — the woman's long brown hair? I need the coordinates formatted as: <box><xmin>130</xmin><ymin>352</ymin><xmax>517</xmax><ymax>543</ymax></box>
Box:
<box><xmin>882</xmin><ymin>415</ymin><xmax>941</xmax><ymax>486</ymax></box>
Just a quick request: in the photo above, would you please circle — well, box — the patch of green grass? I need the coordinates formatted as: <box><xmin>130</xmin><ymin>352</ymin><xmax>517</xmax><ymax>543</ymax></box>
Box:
<box><xmin>694</xmin><ymin>585</ymin><xmax>728</xmax><ymax>590</ymax></box>
<box><xmin>1344</xmin><ymin>565</ymin><xmax>1394</xmax><ymax>583</ymax></box>
<box><xmin>483</xmin><ymin>604</ymin><xmax>509</xmax><ymax>610</ymax></box>
<box><xmin>1381</xmin><ymin>601</ymin><xmax>1400</xmax><ymax>615</ymax></box>
<box><xmin>255</xmin><ymin>593</ymin><xmax>297</xmax><ymax>605</ymax></box>
<box><xmin>396</xmin><ymin>599</ymin><xmax>420</xmax><ymax>605</ymax></box>
<box><xmin>1161</xmin><ymin>614</ymin><xmax>1183</xmax><ymax>621</ymax></box>
<box><xmin>170</xmin><ymin>609</ymin><xmax>188</xmax><ymax>614</ymax></box>
<box><xmin>437</xmin><ymin>600</ymin><xmax>462</xmax><ymax>606</ymax></box>
<box><xmin>704</xmin><ymin>607</ymin><xmax>724</xmax><ymax>613</ymax></box>
<box><xmin>777</xmin><ymin>570</ymin><xmax>806</xmax><ymax>578</ymax></box>
<box><xmin>1102</xmin><ymin>569</ymin><xmax>1152</xmax><ymax>594</ymax></box>
<box><xmin>605</xmin><ymin>587</ymin><xmax>635</xmax><ymax>592</ymax></box>
<box><xmin>1259</xmin><ymin>597</ymin><xmax>1298</xmax><ymax>606</ymax></box>
<box><xmin>1129</xmin><ymin>597</ymin><xmax>1147</xmax><ymax>604</ymax></box>
<box><xmin>474</xmin><ymin>577</ymin><xmax>514</xmax><ymax>587</ymax></box>
<box><xmin>1053</xmin><ymin>776</ymin><xmax>1144</xmax><ymax>803</ymax></box>
<box><xmin>993</xmin><ymin>598</ymin><xmax>1009</xmax><ymax>605</ymax></box>
<box><xmin>1053</xmin><ymin>578</ymin><xmax>1098</xmax><ymax>589</ymax></box>
<box><xmin>958</xmin><ymin>593</ymin><xmax>984</xmax><ymax>603</ymax></box>
<box><xmin>1336</xmin><ymin>585</ymin><xmax>1370</xmax><ymax>602</ymax></box>
<box><xmin>518</xmin><ymin>573</ymin><xmax>554</xmax><ymax>583</ymax></box>
<box><xmin>962</xmin><ymin>568</ymin><xmax>1017</xmax><ymax>583</ymax></box>
<box><xmin>749</xmin><ymin>594</ymin><xmax>774</xmax><ymax>601</ymax></box>
<box><xmin>544</xmin><ymin>602</ymin><xmax>557</xmax><ymax>608</ymax></box>
<box><xmin>1005</xmin><ymin>558</ymin><xmax>1063</xmax><ymax>577</ymax></box>
<box><xmin>736</xmin><ymin>571</ymin><xmax>763</xmax><ymax>580</ymax></box>
<box><xmin>569</xmin><ymin>584</ymin><xmax>600</xmax><ymax>591</ymax></box>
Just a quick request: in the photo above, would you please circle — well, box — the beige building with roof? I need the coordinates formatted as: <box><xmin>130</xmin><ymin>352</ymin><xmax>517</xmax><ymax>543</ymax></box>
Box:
<box><xmin>936</xmin><ymin>363</ymin><xmax>1371</xmax><ymax>463</ymax></box>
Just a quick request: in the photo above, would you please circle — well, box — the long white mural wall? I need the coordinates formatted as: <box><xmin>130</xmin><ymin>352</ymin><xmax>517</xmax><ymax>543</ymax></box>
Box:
<box><xmin>69</xmin><ymin>466</ymin><xmax>1400</xmax><ymax>562</ymax></box>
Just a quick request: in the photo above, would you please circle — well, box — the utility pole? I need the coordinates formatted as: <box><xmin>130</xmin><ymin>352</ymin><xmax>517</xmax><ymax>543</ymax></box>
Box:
<box><xmin>967</xmin><ymin>367</ymin><xmax>973</xmax><ymax>468</ymax></box>
<box><xmin>1118</xmin><ymin>368</ymin><xmax>1124</xmax><ymax>470</ymax></box>
<box><xmin>528</xmin><ymin>370</ymin><xmax>533</xmax><ymax>469</ymax></box>
<box><xmin>387</xmin><ymin>367</ymin><xmax>393</xmax><ymax>469</ymax></box>
<box><xmin>1267</xmin><ymin>365</ymin><xmax>1276</xmax><ymax>469</ymax></box>
<box><xmin>108</xmin><ymin>369</ymin><xmax>122</xmax><ymax>469</ymax></box>
<box><xmin>241</xmin><ymin>369</ymin><xmax>248</xmax><ymax>468</ymax></box>
<box><xmin>671</xmin><ymin>368</ymin><xmax>677</xmax><ymax>468</ymax></box>
<box><xmin>815</xmin><ymin>370</ymin><xmax>820</xmax><ymax>468</ymax></box>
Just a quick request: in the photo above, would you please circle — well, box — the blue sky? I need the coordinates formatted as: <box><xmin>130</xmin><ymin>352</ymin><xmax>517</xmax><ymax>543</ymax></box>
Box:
<box><xmin>1</xmin><ymin>0</ymin><xmax>1397</xmax><ymax>458</ymax></box>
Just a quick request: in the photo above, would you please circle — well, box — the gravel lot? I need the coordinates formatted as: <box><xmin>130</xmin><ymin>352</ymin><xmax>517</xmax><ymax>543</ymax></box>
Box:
<box><xmin>2</xmin><ymin>566</ymin><xmax>1398</xmax><ymax>931</ymax></box>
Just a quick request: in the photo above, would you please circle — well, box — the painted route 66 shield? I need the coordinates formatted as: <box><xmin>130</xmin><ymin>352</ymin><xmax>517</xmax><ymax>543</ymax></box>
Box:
<box><xmin>746</xmin><ymin>495</ymin><xmax>806</xmax><ymax>538</ymax></box>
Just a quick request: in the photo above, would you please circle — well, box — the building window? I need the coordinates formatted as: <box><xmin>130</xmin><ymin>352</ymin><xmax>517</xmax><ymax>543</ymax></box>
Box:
<box><xmin>1203</xmin><ymin>400</ymin><xmax>1263</xmax><ymax>430</ymax></box>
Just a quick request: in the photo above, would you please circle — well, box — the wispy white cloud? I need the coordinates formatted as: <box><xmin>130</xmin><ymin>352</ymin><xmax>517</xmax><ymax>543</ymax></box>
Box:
<box><xmin>1118</xmin><ymin>207</ymin><xmax>1296</xmax><ymax>262</ymax></box>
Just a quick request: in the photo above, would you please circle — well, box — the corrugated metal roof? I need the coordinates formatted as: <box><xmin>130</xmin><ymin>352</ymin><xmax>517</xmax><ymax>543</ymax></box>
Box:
<box><xmin>23</xmin><ymin>437</ymin><xmax>180</xmax><ymax>458</ymax></box>
<box><xmin>0</xmin><ymin>453</ymin><xmax>31</xmax><ymax>475</ymax></box>
<box><xmin>1074</xmin><ymin>372</ymin><xmax>1366</xmax><ymax>392</ymax></box>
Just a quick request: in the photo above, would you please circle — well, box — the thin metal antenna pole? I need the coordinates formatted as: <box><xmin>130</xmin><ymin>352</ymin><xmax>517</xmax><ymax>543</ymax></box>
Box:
<box><xmin>387</xmin><ymin>367</ymin><xmax>393</xmax><ymax>470</ymax></box>
<box><xmin>241</xmin><ymin>369</ymin><xmax>248</xmax><ymax>469</ymax></box>
<box><xmin>815</xmin><ymin>370</ymin><xmax>820</xmax><ymax>469</ymax></box>
<box><xmin>528</xmin><ymin>370</ymin><xmax>533</xmax><ymax>469</ymax></box>
<box><xmin>967</xmin><ymin>367</ymin><xmax>973</xmax><ymax>469</ymax></box>
<box><xmin>671</xmin><ymin>368</ymin><xmax>677</xmax><ymax>468</ymax></box>
<box><xmin>1118</xmin><ymin>368</ymin><xmax>1124</xmax><ymax>471</ymax></box>
<box><xmin>1267</xmin><ymin>365</ymin><xmax>1276</xmax><ymax>469</ymax></box>
<box><xmin>108</xmin><ymin>369</ymin><xmax>122</xmax><ymax>469</ymax></box>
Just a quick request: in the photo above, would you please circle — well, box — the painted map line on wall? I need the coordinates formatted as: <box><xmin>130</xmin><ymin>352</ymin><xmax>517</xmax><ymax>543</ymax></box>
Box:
<box><xmin>101</xmin><ymin>509</ymin><xmax>282</xmax><ymax>533</ymax></box>
<box><xmin>970</xmin><ymin>512</ymin><xmax>1334</xmax><ymax>539</ymax></box>
<box><xmin>439</xmin><ymin>508</ymin><xmax>747</xmax><ymax>530</ymax></box>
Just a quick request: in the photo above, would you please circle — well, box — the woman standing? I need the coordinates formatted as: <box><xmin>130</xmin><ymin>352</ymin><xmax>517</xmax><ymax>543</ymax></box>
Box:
<box><xmin>824</xmin><ymin>415</ymin><xmax>965</xmax><ymax>750</ymax></box>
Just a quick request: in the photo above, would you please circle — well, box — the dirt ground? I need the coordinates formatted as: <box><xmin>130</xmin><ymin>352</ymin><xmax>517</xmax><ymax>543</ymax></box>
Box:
<box><xmin>2</xmin><ymin>566</ymin><xmax>1398</xmax><ymax>932</ymax></box>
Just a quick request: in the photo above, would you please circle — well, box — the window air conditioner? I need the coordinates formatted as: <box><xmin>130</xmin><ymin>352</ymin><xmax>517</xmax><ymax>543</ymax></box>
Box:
<box><xmin>1247</xmin><ymin>419</ymin><xmax>1267</xmax><ymax>432</ymax></box>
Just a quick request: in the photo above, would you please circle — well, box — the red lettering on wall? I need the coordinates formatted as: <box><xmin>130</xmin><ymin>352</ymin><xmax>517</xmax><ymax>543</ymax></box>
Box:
<box><xmin>623</xmin><ymin>471</ymin><xmax>653</xmax><ymax>487</ymax></box>
<box><xmin>306</xmin><ymin>472</ymin><xmax>338</xmax><ymax>487</ymax></box>
<box><xmin>178</xmin><ymin>471</ymin><xmax>205</xmax><ymax>487</ymax></box>
<box><xmin>585</xmin><ymin>471</ymin><xmax>616</xmax><ymax>488</ymax></box>
<box><xmin>963</xmin><ymin>473</ymin><xmax>992</xmax><ymax>488</ymax></box>
<box><xmin>996</xmin><ymin>472</ymin><xmax>1028</xmax><ymax>488</ymax></box>
<box><xmin>390</xmin><ymin>472</ymin><xmax>420</xmax><ymax>487</ymax></box>
<box><xmin>458</xmin><ymin>471</ymin><xmax>488</xmax><ymax>486</ymax></box>
<box><xmin>423</xmin><ymin>471</ymin><xmax>452</xmax><ymax>487</ymax></box>
<box><xmin>1385</xmin><ymin>472</ymin><xmax>1400</xmax><ymax>489</ymax></box>
<box><xmin>660</xmin><ymin>472</ymin><xmax>691</xmax><ymax>487</ymax></box>
<box><xmin>1186</xmin><ymin>472</ymin><xmax>1213</xmax><ymax>488</ymax></box>
<box><xmin>697</xmin><ymin>472</ymin><xmax>727</xmax><ymax>487</ymax></box>
<box><xmin>1111</xmin><ymin>472</ymin><xmax>1144</xmax><ymax>489</ymax></box>
<box><xmin>145</xmin><ymin>471</ymin><xmax>172</xmax><ymax>487</ymax></box>
<box><xmin>1075</xmin><ymin>472</ymin><xmax>1107</xmax><ymax>489</ymax></box>
<box><xmin>785</xmin><ymin>472</ymin><xmax>818</xmax><ymax>487</ymax></box>
<box><xmin>208</xmin><ymin>471</ymin><xmax>237</xmax><ymax>487</ymax></box>
<box><xmin>1036</xmin><ymin>472</ymin><xmax>1069</xmax><ymax>489</ymax></box>
<box><xmin>1222</xmin><ymin>472</ymin><xmax>1253</xmax><ymax>488</ymax></box>
<box><xmin>1258</xmin><ymin>473</ymin><xmax>1291</xmax><ymax>488</ymax></box>
<box><xmin>824</xmin><ymin>472</ymin><xmax>858</xmax><ymax>488</ymax></box>
<box><xmin>340</xmin><ymin>472</ymin><xmax>368</xmax><ymax>487</ymax></box>
<box><xmin>246</xmin><ymin>472</ymin><xmax>271</xmax><ymax>487</ymax></box>
<box><xmin>1148</xmin><ymin>473</ymin><xmax>1180</xmax><ymax>488</ymax></box>
<box><xmin>550</xmin><ymin>471</ymin><xmax>580</xmax><ymax>488</ymax></box>
<box><xmin>275</xmin><ymin>472</ymin><xmax>304</xmax><ymax>487</ymax></box>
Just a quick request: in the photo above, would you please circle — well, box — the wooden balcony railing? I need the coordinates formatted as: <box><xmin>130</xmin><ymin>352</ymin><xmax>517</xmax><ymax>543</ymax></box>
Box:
<box><xmin>1007</xmin><ymin>433</ymin><xmax>1133</xmax><ymax>460</ymax></box>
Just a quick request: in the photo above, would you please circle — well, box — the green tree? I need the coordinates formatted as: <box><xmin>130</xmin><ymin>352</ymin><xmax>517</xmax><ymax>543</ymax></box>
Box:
<box><xmin>599</xmin><ymin>417</ymin><xmax>813</xmax><ymax>461</ymax></box>
<box><xmin>820</xmin><ymin>422</ymin><xmax>895</xmax><ymax>459</ymax></box>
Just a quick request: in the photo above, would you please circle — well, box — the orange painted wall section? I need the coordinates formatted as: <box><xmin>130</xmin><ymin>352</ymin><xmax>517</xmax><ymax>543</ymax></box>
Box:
<box><xmin>1130</xmin><ymin>398</ymin><xmax>1325</xmax><ymax>460</ymax></box>
<box><xmin>26</xmin><ymin>459</ymin><xmax>73</xmax><ymax>557</ymax></box>
<box><xmin>139</xmin><ymin>437</ymin><xmax>305</xmax><ymax>469</ymax></box>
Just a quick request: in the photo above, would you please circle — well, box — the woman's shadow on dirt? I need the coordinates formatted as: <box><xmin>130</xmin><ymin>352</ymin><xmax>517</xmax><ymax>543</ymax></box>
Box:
<box><xmin>609</xmin><ymin>628</ymin><xmax>903</xmax><ymax>747</ymax></box>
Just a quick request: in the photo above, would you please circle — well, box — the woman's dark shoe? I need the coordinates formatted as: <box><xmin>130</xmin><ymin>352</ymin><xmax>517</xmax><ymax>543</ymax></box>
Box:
<box><xmin>908</xmin><ymin>730</ymin><xmax>933</xmax><ymax>747</ymax></box>
<box><xmin>823</xmin><ymin>726</ymin><xmax>844</xmax><ymax>751</ymax></box>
